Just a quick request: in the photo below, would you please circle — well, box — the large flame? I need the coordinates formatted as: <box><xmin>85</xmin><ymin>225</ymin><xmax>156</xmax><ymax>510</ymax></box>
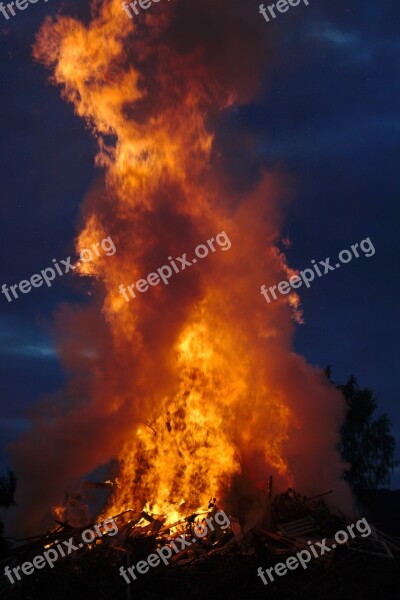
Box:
<box><xmin>9</xmin><ymin>0</ymin><xmax>351</xmax><ymax>534</ymax></box>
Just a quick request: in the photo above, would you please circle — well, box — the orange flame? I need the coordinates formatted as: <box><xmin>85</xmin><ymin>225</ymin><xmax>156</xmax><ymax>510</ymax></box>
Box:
<box><xmin>8</xmin><ymin>0</ymin><xmax>351</xmax><ymax>536</ymax></box>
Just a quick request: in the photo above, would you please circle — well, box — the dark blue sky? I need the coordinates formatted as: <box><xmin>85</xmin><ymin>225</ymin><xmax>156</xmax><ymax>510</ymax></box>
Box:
<box><xmin>1</xmin><ymin>1</ymin><xmax>399</xmax><ymax>486</ymax></box>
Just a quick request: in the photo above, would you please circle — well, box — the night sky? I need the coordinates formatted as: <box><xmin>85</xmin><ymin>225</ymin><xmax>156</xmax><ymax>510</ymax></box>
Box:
<box><xmin>0</xmin><ymin>0</ymin><xmax>399</xmax><ymax>487</ymax></box>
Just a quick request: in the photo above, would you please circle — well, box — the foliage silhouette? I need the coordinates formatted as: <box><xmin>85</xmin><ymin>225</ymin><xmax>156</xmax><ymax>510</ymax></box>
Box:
<box><xmin>326</xmin><ymin>369</ymin><xmax>398</xmax><ymax>491</ymax></box>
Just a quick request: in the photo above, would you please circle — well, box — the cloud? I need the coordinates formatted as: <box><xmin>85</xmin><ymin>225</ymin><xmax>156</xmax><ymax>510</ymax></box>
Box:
<box><xmin>309</xmin><ymin>24</ymin><xmax>359</xmax><ymax>48</ymax></box>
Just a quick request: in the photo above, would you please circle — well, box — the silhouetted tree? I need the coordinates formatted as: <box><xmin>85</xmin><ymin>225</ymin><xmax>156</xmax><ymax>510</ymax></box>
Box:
<box><xmin>0</xmin><ymin>470</ymin><xmax>16</xmax><ymax>508</ymax></box>
<box><xmin>334</xmin><ymin>374</ymin><xmax>397</xmax><ymax>491</ymax></box>
<box><xmin>0</xmin><ymin>470</ymin><xmax>16</xmax><ymax>558</ymax></box>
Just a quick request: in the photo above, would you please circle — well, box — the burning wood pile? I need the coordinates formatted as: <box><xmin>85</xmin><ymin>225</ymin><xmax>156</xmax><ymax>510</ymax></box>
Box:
<box><xmin>2</xmin><ymin>487</ymin><xmax>399</xmax><ymax>600</ymax></box>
